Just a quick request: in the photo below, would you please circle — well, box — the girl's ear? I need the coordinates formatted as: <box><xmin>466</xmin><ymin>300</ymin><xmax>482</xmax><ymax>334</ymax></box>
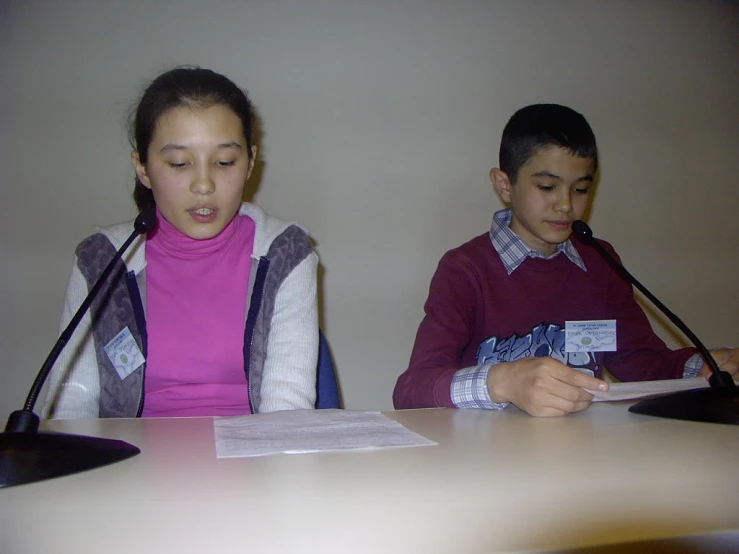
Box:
<box><xmin>490</xmin><ymin>168</ymin><xmax>513</xmax><ymax>203</ymax></box>
<box><xmin>246</xmin><ymin>145</ymin><xmax>258</xmax><ymax>180</ymax></box>
<box><xmin>131</xmin><ymin>151</ymin><xmax>152</xmax><ymax>189</ymax></box>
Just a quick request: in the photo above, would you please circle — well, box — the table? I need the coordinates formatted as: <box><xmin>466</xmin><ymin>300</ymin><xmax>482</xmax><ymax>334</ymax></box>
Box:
<box><xmin>2</xmin><ymin>403</ymin><xmax>738</xmax><ymax>553</ymax></box>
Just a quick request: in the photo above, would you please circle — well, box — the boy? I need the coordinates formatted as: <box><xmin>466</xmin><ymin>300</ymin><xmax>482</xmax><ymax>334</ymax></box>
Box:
<box><xmin>393</xmin><ymin>104</ymin><xmax>738</xmax><ymax>417</ymax></box>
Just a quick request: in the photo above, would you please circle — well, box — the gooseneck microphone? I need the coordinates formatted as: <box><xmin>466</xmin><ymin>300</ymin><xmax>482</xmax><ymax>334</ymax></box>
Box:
<box><xmin>0</xmin><ymin>208</ymin><xmax>157</xmax><ymax>488</ymax></box>
<box><xmin>571</xmin><ymin>220</ymin><xmax>737</xmax><ymax>425</ymax></box>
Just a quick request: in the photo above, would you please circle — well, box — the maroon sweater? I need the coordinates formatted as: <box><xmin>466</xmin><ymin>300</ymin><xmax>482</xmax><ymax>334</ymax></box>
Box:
<box><xmin>393</xmin><ymin>233</ymin><xmax>695</xmax><ymax>409</ymax></box>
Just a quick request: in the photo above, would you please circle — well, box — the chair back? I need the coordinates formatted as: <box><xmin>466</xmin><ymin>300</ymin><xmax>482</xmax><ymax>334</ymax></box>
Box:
<box><xmin>316</xmin><ymin>330</ymin><xmax>341</xmax><ymax>409</ymax></box>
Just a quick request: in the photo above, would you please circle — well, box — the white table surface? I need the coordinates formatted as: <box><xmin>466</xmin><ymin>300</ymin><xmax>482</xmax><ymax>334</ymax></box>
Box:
<box><xmin>2</xmin><ymin>403</ymin><xmax>738</xmax><ymax>554</ymax></box>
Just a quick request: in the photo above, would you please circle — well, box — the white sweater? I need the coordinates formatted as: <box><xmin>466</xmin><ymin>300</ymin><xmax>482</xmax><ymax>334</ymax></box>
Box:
<box><xmin>44</xmin><ymin>203</ymin><xmax>319</xmax><ymax>419</ymax></box>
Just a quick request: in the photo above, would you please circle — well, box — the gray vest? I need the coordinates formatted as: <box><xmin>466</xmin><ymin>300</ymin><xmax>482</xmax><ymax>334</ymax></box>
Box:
<box><xmin>75</xmin><ymin>224</ymin><xmax>313</xmax><ymax>417</ymax></box>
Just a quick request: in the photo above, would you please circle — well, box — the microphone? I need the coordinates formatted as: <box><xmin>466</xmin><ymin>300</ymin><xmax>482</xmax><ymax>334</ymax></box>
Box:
<box><xmin>571</xmin><ymin>220</ymin><xmax>737</xmax><ymax>425</ymax></box>
<box><xmin>0</xmin><ymin>208</ymin><xmax>157</xmax><ymax>488</ymax></box>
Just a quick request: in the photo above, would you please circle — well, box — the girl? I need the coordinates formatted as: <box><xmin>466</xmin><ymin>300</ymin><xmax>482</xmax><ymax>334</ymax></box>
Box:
<box><xmin>44</xmin><ymin>67</ymin><xmax>319</xmax><ymax>418</ymax></box>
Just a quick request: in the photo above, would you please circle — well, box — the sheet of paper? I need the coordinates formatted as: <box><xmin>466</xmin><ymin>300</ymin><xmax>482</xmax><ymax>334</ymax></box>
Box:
<box><xmin>213</xmin><ymin>409</ymin><xmax>437</xmax><ymax>458</ymax></box>
<box><xmin>587</xmin><ymin>377</ymin><xmax>710</xmax><ymax>402</ymax></box>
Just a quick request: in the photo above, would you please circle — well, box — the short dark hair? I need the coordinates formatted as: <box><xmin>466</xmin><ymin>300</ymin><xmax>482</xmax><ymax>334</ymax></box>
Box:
<box><xmin>129</xmin><ymin>66</ymin><xmax>254</xmax><ymax>212</ymax></box>
<box><xmin>499</xmin><ymin>104</ymin><xmax>597</xmax><ymax>184</ymax></box>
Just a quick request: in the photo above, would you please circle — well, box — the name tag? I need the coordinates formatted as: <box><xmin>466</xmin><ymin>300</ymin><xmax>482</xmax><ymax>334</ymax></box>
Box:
<box><xmin>565</xmin><ymin>320</ymin><xmax>617</xmax><ymax>353</ymax></box>
<box><xmin>104</xmin><ymin>327</ymin><xmax>145</xmax><ymax>380</ymax></box>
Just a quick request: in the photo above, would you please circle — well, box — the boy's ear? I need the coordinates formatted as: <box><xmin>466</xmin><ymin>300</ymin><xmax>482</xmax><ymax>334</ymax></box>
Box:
<box><xmin>490</xmin><ymin>168</ymin><xmax>513</xmax><ymax>203</ymax></box>
<box><xmin>131</xmin><ymin>151</ymin><xmax>152</xmax><ymax>189</ymax></box>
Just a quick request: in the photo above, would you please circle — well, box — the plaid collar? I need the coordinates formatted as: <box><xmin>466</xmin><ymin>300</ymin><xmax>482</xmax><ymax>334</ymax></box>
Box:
<box><xmin>489</xmin><ymin>208</ymin><xmax>587</xmax><ymax>275</ymax></box>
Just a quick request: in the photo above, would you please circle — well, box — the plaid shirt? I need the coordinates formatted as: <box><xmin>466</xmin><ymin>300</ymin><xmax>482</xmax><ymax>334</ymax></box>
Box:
<box><xmin>489</xmin><ymin>208</ymin><xmax>586</xmax><ymax>275</ymax></box>
<box><xmin>450</xmin><ymin>209</ymin><xmax>702</xmax><ymax>409</ymax></box>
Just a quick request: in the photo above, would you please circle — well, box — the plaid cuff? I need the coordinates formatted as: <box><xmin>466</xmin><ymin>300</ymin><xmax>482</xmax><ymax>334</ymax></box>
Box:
<box><xmin>682</xmin><ymin>352</ymin><xmax>703</xmax><ymax>379</ymax></box>
<box><xmin>451</xmin><ymin>366</ymin><xmax>509</xmax><ymax>410</ymax></box>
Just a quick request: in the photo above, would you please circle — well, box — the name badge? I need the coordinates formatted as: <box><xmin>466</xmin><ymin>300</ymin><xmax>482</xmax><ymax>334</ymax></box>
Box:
<box><xmin>104</xmin><ymin>327</ymin><xmax>144</xmax><ymax>380</ymax></box>
<box><xmin>565</xmin><ymin>320</ymin><xmax>617</xmax><ymax>353</ymax></box>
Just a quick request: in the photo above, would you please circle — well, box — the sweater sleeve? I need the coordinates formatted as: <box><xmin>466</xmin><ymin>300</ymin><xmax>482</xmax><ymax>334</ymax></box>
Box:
<box><xmin>600</xmin><ymin>242</ymin><xmax>695</xmax><ymax>381</ymax></box>
<box><xmin>258</xmin><ymin>251</ymin><xmax>319</xmax><ymax>411</ymax></box>
<box><xmin>393</xmin><ymin>252</ymin><xmax>485</xmax><ymax>409</ymax></box>
<box><xmin>42</xmin><ymin>256</ymin><xmax>101</xmax><ymax>419</ymax></box>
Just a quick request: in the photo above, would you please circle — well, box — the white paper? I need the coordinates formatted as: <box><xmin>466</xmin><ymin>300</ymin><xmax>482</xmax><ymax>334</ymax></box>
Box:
<box><xmin>213</xmin><ymin>409</ymin><xmax>437</xmax><ymax>458</ymax></box>
<box><xmin>587</xmin><ymin>377</ymin><xmax>710</xmax><ymax>402</ymax></box>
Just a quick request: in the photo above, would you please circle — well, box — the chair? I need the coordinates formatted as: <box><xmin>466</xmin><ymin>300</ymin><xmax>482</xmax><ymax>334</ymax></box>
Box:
<box><xmin>316</xmin><ymin>330</ymin><xmax>341</xmax><ymax>409</ymax></box>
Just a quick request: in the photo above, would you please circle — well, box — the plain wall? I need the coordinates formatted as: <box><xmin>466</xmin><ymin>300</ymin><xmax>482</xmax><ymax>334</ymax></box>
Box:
<box><xmin>1</xmin><ymin>0</ymin><xmax>737</xmax><ymax>416</ymax></box>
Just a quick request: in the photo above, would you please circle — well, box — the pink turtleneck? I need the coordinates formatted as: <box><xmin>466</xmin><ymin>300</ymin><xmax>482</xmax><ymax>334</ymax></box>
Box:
<box><xmin>141</xmin><ymin>210</ymin><xmax>256</xmax><ymax>417</ymax></box>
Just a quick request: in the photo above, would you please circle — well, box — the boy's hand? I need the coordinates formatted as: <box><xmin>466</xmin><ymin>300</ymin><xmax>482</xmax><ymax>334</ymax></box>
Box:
<box><xmin>487</xmin><ymin>358</ymin><xmax>609</xmax><ymax>417</ymax></box>
<box><xmin>697</xmin><ymin>348</ymin><xmax>739</xmax><ymax>378</ymax></box>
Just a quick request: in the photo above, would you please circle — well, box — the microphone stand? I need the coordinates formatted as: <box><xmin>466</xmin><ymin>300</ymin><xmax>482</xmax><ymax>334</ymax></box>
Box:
<box><xmin>571</xmin><ymin>220</ymin><xmax>737</xmax><ymax>425</ymax></box>
<box><xmin>0</xmin><ymin>208</ymin><xmax>157</xmax><ymax>488</ymax></box>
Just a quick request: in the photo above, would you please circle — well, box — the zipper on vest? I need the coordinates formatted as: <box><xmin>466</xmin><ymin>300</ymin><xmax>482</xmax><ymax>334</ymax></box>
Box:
<box><xmin>244</xmin><ymin>257</ymin><xmax>270</xmax><ymax>414</ymax></box>
<box><xmin>126</xmin><ymin>270</ymin><xmax>148</xmax><ymax>418</ymax></box>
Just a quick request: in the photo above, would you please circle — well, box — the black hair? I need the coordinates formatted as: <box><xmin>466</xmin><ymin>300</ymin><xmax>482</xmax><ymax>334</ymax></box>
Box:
<box><xmin>129</xmin><ymin>66</ymin><xmax>254</xmax><ymax>212</ymax></box>
<box><xmin>499</xmin><ymin>104</ymin><xmax>597</xmax><ymax>184</ymax></box>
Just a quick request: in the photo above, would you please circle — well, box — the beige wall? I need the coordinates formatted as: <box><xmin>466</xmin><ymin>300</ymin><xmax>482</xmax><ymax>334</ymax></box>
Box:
<box><xmin>1</xmin><ymin>0</ymin><xmax>737</xmax><ymax>415</ymax></box>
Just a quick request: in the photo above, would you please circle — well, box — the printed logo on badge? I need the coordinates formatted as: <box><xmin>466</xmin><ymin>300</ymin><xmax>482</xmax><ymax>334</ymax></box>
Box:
<box><xmin>104</xmin><ymin>327</ymin><xmax>144</xmax><ymax>380</ymax></box>
<box><xmin>565</xmin><ymin>320</ymin><xmax>617</xmax><ymax>353</ymax></box>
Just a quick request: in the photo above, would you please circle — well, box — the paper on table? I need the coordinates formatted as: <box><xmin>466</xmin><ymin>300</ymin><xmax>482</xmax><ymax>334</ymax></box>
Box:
<box><xmin>213</xmin><ymin>409</ymin><xmax>437</xmax><ymax>458</ymax></box>
<box><xmin>587</xmin><ymin>377</ymin><xmax>710</xmax><ymax>402</ymax></box>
